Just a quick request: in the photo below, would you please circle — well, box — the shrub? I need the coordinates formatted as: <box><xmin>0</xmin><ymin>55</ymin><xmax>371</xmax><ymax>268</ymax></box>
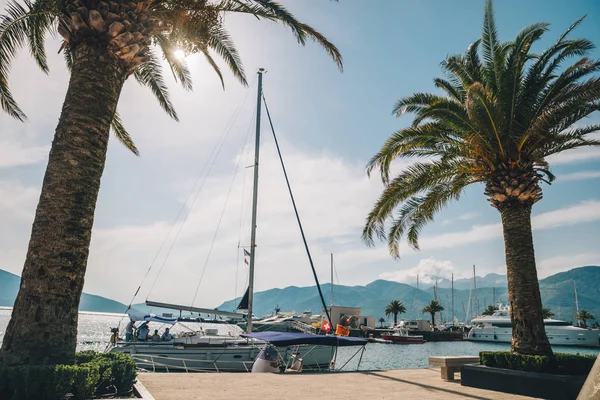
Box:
<box><xmin>0</xmin><ymin>364</ymin><xmax>95</xmax><ymax>400</ymax></box>
<box><xmin>480</xmin><ymin>351</ymin><xmax>597</xmax><ymax>375</ymax></box>
<box><xmin>0</xmin><ymin>351</ymin><xmax>137</xmax><ymax>400</ymax></box>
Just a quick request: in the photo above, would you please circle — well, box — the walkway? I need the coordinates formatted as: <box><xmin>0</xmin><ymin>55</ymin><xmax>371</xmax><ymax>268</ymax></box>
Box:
<box><xmin>138</xmin><ymin>368</ymin><xmax>537</xmax><ymax>399</ymax></box>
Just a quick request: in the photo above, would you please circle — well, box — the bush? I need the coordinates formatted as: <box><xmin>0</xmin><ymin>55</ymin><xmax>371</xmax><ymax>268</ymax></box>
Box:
<box><xmin>480</xmin><ymin>351</ymin><xmax>597</xmax><ymax>375</ymax></box>
<box><xmin>0</xmin><ymin>351</ymin><xmax>137</xmax><ymax>400</ymax></box>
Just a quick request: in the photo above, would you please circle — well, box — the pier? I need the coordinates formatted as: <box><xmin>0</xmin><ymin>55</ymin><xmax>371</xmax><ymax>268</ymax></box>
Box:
<box><xmin>137</xmin><ymin>369</ymin><xmax>535</xmax><ymax>399</ymax></box>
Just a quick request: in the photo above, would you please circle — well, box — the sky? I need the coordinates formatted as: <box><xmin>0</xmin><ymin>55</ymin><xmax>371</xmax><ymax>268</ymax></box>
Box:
<box><xmin>1</xmin><ymin>0</ymin><xmax>599</xmax><ymax>310</ymax></box>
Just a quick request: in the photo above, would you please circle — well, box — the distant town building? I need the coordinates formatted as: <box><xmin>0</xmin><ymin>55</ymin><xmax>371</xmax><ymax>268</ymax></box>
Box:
<box><xmin>322</xmin><ymin>306</ymin><xmax>376</xmax><ymax>329</ymax></box>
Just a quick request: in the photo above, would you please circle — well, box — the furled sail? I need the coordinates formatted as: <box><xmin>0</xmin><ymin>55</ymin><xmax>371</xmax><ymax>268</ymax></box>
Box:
<box><xmin>237</xmin><ymin>287</ymin><xmax>249</xmax><ymax>310</ymax></box>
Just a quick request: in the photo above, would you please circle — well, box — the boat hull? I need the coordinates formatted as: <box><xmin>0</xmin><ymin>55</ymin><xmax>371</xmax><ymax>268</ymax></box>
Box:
<box><xmin>110</xmin><ymin>342</ymin><xmax>335</xmax><ymax>372</ymax></box>
<box><xmin>468</xmin><ymin>327</ymin><xmax>600</xmax><ymax>347</ymax></box>
<box><xmin>380</xmin><ymin>334</ymin><xmax>425</xmax><ymax>344</ymax></box>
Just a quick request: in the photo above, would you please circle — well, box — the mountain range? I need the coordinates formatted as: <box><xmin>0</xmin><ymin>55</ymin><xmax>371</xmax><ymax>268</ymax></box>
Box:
<box><xmin>217</xmin><ymin>266</ymin><xmax>600</xmax><ymax>323</ymax></box>
<box><xmin>2</xmin><ymin>266</ymin><xmax>599</xmax><ymax>323</ymax></box>
<box><xmin>0</xmin><ymin>269</ymin><xmax>129</xmax><ymax>313</ymax></box>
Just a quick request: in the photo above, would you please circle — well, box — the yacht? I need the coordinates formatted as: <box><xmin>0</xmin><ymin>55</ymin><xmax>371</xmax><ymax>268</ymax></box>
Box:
<box><xmin>109</xmin><ymin>311</ymin><xmax>334</xmax><ymax>372</ymax></box>
<box><xmin>468</xmin><ymin>310</ymin><xmax>600</xmax><ymax>347</ymax></box>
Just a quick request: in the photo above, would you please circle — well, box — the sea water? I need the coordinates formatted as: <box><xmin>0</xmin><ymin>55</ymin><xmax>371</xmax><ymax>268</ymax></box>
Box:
<box><xmin>1</xmin><ymin>308</ymin><xmax>598</xmax><ymax>370</ymax></box>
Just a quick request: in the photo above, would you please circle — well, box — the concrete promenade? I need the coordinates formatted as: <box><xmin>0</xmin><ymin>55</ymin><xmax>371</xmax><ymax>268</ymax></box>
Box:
<box><xmin>138</xmin><ymin>368</ymin><xmax>537</xmax><ymax>399</ymax></box>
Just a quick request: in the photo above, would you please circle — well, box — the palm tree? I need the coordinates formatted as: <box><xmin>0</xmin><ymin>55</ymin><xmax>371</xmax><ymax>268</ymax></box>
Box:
<box><xmin>542</xmin><ymin>307</ymin><xmax>554</xmax><ymax>319</ymax></box>
<box><xmin>0</xmin><ymin>0</ymin><xmax>342</xmax><ymax>366</ymax></box>
<box><xmin>362</xmin><ymin>0</ymin><xmax>599</xmax><ymax>356</ymax></box>
<box><xmin>422</xmin><ymin>300</ymin><xmax>444</xmax><ymax>328</ymax></box>
<box><xmin>576</xmin><ymin>310</ymin><xmax>595</xmax><ymax>328</ymax></box>
<box><xmin>378</xmin><ymin>317</ymin><xmax>386</xmax><ymax>328</ymax></box>
<box><xmin>482</xmin><ymin>305</ymin><xmax>496</xmax><ymax>316</ymax></box>
<box><xmin>385</xmin><ymin>300</ymin><xmax>407</xmax><ymax>327</ymax></box>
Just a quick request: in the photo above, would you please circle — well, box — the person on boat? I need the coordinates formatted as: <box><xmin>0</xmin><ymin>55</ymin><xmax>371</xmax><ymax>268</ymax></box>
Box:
<box><xmin>151</xmin><ymin>329</ymin><xmax>160</xmax><ymax>341</ymax></box>
<box><xmin>161</xmin><ymin>327</ymin><xmax>173</xmax><ymax>341</ymax></box>
<box><xmin>138</xmin><ymin>322</ymin><xmax>149</xmax><ymax>341</ymax></box>
<box><xmin>125</xmin><ymin>319</ymin><xmax>135</xmax><ymax>342</ymax></box>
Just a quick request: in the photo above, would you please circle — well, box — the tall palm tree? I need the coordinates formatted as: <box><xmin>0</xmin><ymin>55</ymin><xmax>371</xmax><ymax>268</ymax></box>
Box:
<box><xmin>576</xmin><ymin>310</ymin><xmax>595</xmax><ymax>328</ymax></box>
<box><xmin>385</xmin><ymin>300</ymin><xmax>406</xmax><ymax>327</ymax></box>
<box><xmin>378</xmin><ymin>317</ymin><xmax>386</xmax><ymax>328</ymax></box>
<box><xmin>422</xmin><ymin>300</ymin><xmax>444</xmax><ymax>328</ymax></box>
<box><xmin>362</xmin><ymin>0</ymin><xmax>599</xmax><ymax>356</ymax></box>
<box><xmin>0</xmin><ymin>0</ymin><xmax>342</xmax><ymax>366</ymax></box>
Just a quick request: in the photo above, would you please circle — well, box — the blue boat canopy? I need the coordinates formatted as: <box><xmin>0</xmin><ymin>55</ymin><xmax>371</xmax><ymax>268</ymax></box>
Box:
<box><xmin>241</xmin><ymin>332</ymin><xmax>367</xmax><ymax>347</ymax></box>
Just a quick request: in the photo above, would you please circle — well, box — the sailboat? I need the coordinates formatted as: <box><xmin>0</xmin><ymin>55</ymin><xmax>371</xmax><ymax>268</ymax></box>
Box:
<box><xmin>108</xmin><ymin>69</ymin><xmax>360</xmax><ymax>372</ymax></box>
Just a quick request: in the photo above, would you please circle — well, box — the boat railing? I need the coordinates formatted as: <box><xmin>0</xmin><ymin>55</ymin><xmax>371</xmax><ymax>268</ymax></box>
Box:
<box><xmin>290</xmin><ymin>320</ymin><xmax>319</xmax><ymax>335</ymax></box>
<box><xmin>130</xmin><ymin>353</ymin><xmax>255</xmax><ymax>373</ymax></box>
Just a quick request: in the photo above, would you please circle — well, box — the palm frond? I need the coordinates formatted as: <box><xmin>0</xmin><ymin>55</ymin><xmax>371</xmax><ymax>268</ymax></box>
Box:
<box><xmin>201</xmin><ymin>47</ymin><xmax>224</xmax><ymax>89</ymax></box>
<box><xmin>133</xmin><ymin>51</ymin><xmax>179</xmax><ymax>121</ymax></box>
<box><xmin>0</xmin><ymin>0</ymin><xmax>33</xmax><ymax>120</ymax></box>
<box><xmin>207</xmin><ymin>24</ymin><xmax>247</xmax><ymax>85</ymax></box>
<box><xmin>481</xmin><ymin>0</ymin><xmax>500</xmax><ymax>90</ymax></box>
<box><xmin>155</xmin><ymin>33</ymin><xmax>193</xmax><ymax>91</ymax></box>
<box><xmin>217</xmin><ymin>0</ymin><xmax>342</xmax><ymax>71</ymax></box>
<box><xmin>111</xmin><ymin>111</ymin><xmax>140</xmax><ymax>156</ymax></box>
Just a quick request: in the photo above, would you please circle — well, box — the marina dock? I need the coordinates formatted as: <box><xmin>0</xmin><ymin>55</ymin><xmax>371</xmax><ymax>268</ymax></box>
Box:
<box><xmin>137</xmin><ymin>369</ymin><xmax>536</xmax><ymax>399</ymax></box>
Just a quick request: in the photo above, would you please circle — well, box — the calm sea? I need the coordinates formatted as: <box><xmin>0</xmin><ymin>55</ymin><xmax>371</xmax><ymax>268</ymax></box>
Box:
<box><xmin>1</xmin><ymin>308</ymin><xmax>598</xmax><ymax>370</ymax></box>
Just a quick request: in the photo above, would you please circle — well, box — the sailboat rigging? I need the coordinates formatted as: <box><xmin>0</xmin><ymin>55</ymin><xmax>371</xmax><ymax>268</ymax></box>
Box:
<box><xmin>109</xmin><ymin>69</ymin><xmax>351</xmax><ymax>372</ymax></box>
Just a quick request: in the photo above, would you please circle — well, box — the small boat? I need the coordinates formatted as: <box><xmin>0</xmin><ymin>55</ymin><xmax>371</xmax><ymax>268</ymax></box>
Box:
<box><xmin>381</xmin><ymin>326</ymin><xmax>425</xmax><ymax>344</ymax></box>
<box><xmin>243</xmin><ymin>332</ymin><xmax>368</xmax><ymax>373</ymax></box>
<box><xmin>367</xmin><ymin>337</ymin><xmax>393</xmax><ymax>344</ymax></box>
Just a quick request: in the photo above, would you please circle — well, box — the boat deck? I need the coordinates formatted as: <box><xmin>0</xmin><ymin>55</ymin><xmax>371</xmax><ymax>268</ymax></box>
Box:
<box><xmin>137</xmin><ymin>368</ymin><xmax>537</xmax><ymax>399</ymax></box>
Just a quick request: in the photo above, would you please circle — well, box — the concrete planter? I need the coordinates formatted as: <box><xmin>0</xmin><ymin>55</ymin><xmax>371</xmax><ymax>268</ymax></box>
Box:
<box><xmin>461</xmin><ymin>364</ymin><xmax>587</xmax><ymax>400</ymax></box>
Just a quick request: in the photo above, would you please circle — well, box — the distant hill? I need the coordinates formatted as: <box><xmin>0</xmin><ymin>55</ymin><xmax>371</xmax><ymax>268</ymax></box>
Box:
<box><xmin>217</xmin><ymin>266</ymin><xmax>600</xmax><ymax>324</ymax></box>
<box><xmin>0</xmin><ymin>269</ymin><xmax>128</xmax><ymax>313</ymax></box>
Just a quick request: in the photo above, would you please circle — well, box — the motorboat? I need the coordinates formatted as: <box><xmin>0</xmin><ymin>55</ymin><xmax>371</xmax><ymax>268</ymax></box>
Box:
<box><xmin>468</xmin><ymin>310</ymin><xmax>600</xmax><ymax>347</ymax></box>
<box><xmin>380</xmin><ymin>325</ymin><xmax>425</xmax><ymax>344</ymax></box>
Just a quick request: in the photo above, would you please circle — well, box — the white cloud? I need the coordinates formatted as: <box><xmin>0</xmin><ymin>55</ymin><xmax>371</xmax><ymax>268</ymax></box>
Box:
<box><xmin>0</xmin><ymin>141</ymin><xmax>48</xmax><ymax>168</ymax></box>
<box><xmin>379</xmin><ymin>257</ymin><xmax>456</xmax><ymax>284</ymax></box>
<box><xmin>532</xmin><ymin>200</ymin><xmax>600</xmax><ymax>230</ymax></box>
<box><xmin>412</xmin><ymin>200</ymin><xmax>600</xmax><ymax>252</ymax></box>
<box><xmin>559</xmin><ymin>171</ymin><xmax>600</xmax><ymax>182</ymax></box>
<box><xmin>547</xmin><ymin>133</ymin><xmax>600</xmax><ymax>165</ymax></box>
<box><xmin>0</xmin><ymin>180</ymin><xmax>40</xmax><ymax>221</ymax></box>
<box><xmin>537</xmin><ymin>253</ymin><xmax>600</xmax><ymax>279</ymax></box>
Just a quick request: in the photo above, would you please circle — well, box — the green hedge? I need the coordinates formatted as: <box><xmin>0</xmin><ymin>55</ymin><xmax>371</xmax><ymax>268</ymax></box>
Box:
<box><xmin>480</xmin><ymin>351</ymin><xmax>597</xmax><ymax>375</ymax></box>
<box><xmin>0</xmin><ymin>351</ymin><xmax>136</xmax><ymax>400</ymax></box>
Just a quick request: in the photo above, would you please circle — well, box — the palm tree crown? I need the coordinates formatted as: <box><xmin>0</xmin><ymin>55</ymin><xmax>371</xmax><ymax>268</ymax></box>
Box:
<box><xmin>0</xmin><ymin>0</ymin><xmax>342</xmax><ymax>153</ymax></box>
<box><xmin>362</xmin><ymin>1</ymin><xmax>599</xmax><ymax>256</ymax></box>
<box><xmin>482</xmin><ymin>305</ymin><xmax>496</xmax><ymax>316</ymax></box>
<box><xmin>385</xmin><ymin>300</ymin><xmax>406</xmax><ymax>326</ymax></box>
<box><xmin>422</xmin><ymin>299</ymin><xmax>444</xmax><ymax>327</ymax></box>
<box><xmin>576</xmin><ymin>310</ymin><xmax>595</xmax><ymax>327</ymax></box>
<box><xmin>541</xmin><ymin>307</ymin><xmax>554</xmax><ymax>319</ymax></box>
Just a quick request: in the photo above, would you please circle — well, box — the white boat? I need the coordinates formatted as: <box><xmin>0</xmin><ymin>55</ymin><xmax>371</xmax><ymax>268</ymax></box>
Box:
<box><xmin>468</xmin><ymin>310</ymin><xmax>600</xmax><ymax>347</ymax></box>
<box><xmin>109</xmin><ymin>70</ymin><xmax>344</xmax><ymax>372</ymax></box>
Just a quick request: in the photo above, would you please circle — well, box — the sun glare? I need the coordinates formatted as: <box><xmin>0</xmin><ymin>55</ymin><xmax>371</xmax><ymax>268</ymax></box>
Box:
<box><xmin>174</xmin><ymin>49</ymin><xmax>186</xmax><ymax>61</ymax></box>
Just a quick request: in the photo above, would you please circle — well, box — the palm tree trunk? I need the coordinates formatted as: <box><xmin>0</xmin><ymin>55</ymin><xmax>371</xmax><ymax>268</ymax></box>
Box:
<box><xmin>500</xmin><ymin>203</ymin><xmax>552</xmax><ymax>356</ymax></box>
<box><xmin>0</xmin><ymin>44</ymin><xmax>126</xmax><ymax>366</ymax></box>
<box><xmin>394</xmin><ymin>313</ymin><xmax>398</xmax><ymax>327</ymax></box>
<box><xmin>431</xmin><ymin>312</ymin><xmax>435</xmax><ymax>328</ymax></box>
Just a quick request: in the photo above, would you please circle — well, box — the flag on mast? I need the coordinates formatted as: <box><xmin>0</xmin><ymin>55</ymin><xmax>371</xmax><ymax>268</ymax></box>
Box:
<box><xmin>243</xmin><ymin>249</ymin><xmax>251</xmax><ymax>257</ymax></box>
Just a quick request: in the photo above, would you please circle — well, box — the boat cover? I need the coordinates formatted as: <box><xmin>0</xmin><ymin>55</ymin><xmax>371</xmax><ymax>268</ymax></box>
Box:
<box><xmin>127</xmin><ymin>310</ymin><xmax>178</xmax><ymax>325</ymax></box>
<box><xmin>241</xmin><ymin>332</ymin><xmax>367</xmax><ymax>347</ymax></box>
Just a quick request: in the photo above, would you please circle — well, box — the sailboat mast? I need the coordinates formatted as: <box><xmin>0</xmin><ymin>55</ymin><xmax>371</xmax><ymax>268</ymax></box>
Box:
<box><xmin>330</xmin><ymin>253</ymin><xmax>334</xmax><ymax>306</ymax></box>
<box><xmin>451</xmin><ymin>273</ymin><xmax>454</xmax><ymax>325</ymax></box>
<box><xmin>246</xmin><ymin>68</ymin><xmax>264</xmax><ymax>333</ymax></box>
<box><xmin>473</xmin><ymin>264</ymin><xmax>477</xmax><ymax>316</ymax></box>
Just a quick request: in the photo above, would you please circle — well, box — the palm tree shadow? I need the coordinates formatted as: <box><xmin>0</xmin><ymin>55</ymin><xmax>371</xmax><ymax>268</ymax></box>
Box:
<box><xmin>364</xmin><ymin>371</ymin><xmax>492</xmax><ymax>400</ymax></box>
